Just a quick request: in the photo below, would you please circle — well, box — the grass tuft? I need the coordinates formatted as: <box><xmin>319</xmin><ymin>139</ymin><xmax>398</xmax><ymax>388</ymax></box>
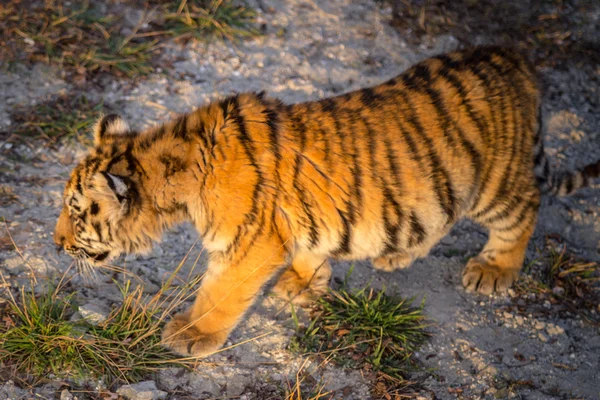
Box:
<box><xmin>10</xmin><ymin>95</ymin><xmax>103</xmax><ymax>145</ymax></box>
<box><xmin>0</xmin><ymin>272</ymin><xmax>203</xmax><ymax>385</ymax></box>
<box><xmin>290</xmin><ymin>284</ymin><xmax>429</xmax><ymax>392</ymax></box>
<box><xmin>0</xmin><ymin>0</ymin><xmax>258</xmax><ymax>78</ymax></box>
<box><xmin>160</xmin><ymin>0</ymin><xmax>258</xmax><ymax>43</ymax></box>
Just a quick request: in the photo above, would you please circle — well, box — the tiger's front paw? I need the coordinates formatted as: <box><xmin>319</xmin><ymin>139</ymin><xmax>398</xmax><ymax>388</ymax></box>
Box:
<box><xmin>462</xmin><ymin>257</ymin><xmax>520</xmax><ymax>295</ymax></box>
<box><xmin>161</xmin><ymin>313</ymin><xmax>228</xmax><ymax>357</ymax></box>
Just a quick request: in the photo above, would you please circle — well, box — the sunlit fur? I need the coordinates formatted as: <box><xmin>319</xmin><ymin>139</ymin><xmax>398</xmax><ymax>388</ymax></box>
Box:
<box><xmin>54</xmin><ymin>47</ymin><xmax>600</xmax><ymax>357</ymax></box>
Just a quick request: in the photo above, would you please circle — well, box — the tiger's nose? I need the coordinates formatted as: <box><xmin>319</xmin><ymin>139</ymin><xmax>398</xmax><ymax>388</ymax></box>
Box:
<box><xmin>54</xmin><ymin>231</ymin><xmax>65</xmax><ymax>246</ymax></box>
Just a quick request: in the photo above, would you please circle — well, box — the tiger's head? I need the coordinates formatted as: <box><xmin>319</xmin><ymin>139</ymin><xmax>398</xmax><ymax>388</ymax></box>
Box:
<box><xmin>54</xmin><ymin>114</ymin><xmax>163</xmax><ymax>273</ymax></box>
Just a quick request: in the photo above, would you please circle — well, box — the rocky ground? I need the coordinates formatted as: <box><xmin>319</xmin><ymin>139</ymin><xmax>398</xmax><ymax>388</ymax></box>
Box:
<box><xmin>1</xmin><ymin>0</ymin><xmax>599</xmax><ymax>399</ymax></box>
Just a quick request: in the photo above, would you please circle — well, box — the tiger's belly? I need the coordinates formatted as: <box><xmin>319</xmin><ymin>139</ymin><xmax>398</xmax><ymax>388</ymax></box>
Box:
<box><xmin>297</xmin><ymin>213</ymin><xmax>454</xmax><ymax>266</ymax></box>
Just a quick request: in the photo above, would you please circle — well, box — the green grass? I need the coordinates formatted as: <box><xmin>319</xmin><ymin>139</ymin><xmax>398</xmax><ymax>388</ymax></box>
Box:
<box><xmin>161</xmin><ymin>0</ymin><xmax>258</xmax><ymax>42</ymax></box>
<box><xmin>0</xmin><ymin>0</ymin><xmax>258</xmax><ymax>78</ymax></box>
<box><xmin>289</xmin><ymin>282</ymin><xmax>429</xmax><ymax>390</ymax></box>
<box><xmin>10</xmin><ymin>95</ymin><xmax>103</xmax><ymax>145</ymax></box>
<box><xmin>0</xmin><ymin>272</ymin><xmax>203</xmax><ymax>385</ymax></box>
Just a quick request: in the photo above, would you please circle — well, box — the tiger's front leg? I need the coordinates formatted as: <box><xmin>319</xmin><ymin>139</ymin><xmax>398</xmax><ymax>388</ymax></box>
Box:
<box><xmin>161</xmin><ymin>235</ymin><xmax>288</xmax><ymax>357</ymax></box>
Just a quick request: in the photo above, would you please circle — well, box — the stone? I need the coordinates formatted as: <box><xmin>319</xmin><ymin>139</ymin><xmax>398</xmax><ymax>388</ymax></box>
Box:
<box><xmin>187</xmin><ymin>375</ymin><xmax>222</xmax><ymax>396</ymax></box>
<box><xmin>538</xmin><ymin>333</ymin><xmax>548</xmax><ymax>343</ymax></box>
<box><xmin>116</xmin><ymin>381</ymin><xmax>167</xmax><ymax>400</ymax></box>
<box><xmin>552</xmin><ymin>286</ymin><xmax>565</xmax><ymax>296</ymax></box>
<box><xmin>226</xmin><ymin>375</ymin><xmax>251</xmax><ymax>397</ymax></box>
<box><xmin>60</xmin><ymin>389</ymin><xmax>75</xmax><ymax>400</ymax></box>
<box><xmin>534</xmin><ymin>321</ymin><xmax>546</xmax><ymax>330</ymax></box>
<box><xmin>78</xmin><ymin>303</ymin><xmax>110</xmax><ymax>326</ymax></box>
<box><xmin>546</xmin><ymin>324</ymin><xmax>565</xmax><ymax>336</ymax></box>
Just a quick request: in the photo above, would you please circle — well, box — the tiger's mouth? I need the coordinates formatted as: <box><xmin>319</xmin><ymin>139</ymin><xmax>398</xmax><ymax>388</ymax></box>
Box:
<box><xmin>66</xmin><ymin>247</ymin><xmax>109</xmax><ymax>261</ymax></box>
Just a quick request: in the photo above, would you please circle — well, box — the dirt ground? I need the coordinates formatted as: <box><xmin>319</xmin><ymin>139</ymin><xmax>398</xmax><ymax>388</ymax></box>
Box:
<box><xmin>1</xmin><ymin>0</ymin><xmax>599</xmax><ymax>399</ymax></box>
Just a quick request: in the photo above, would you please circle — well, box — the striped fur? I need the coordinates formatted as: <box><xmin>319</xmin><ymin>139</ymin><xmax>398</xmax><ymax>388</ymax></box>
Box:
<box><xmin>54</xmin><ymin>47</ymin><xmax>600</xmax><ymax>357</ymax></box>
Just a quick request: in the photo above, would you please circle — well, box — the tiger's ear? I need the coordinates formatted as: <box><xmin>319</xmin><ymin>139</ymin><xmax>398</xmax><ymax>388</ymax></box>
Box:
<box><xmin>91</xmin><ymin>172</ymin><xmax>131</xmax><ymax>218</ymax></box>
<box><xmin>93</xmin><ymin>114</ymin><xmax>131</xmax><ymax>147</ymax></box>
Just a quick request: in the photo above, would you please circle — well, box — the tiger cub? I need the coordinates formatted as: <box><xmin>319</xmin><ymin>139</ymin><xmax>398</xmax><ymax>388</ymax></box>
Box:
<box><xmin>54</xmin><ymin>47</ymin><xmax>600</xmax><ymax>357</ymax></box>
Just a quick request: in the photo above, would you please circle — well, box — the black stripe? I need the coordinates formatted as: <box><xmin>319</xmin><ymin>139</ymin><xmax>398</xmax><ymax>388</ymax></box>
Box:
<box><xmin>321</xmin><ymin>99</ymin><xmax>341</xmax><ymax>176</ymax></box>
<box><xmin>382</xmin><ymin>186</ymin><xmax>404</xmax><ymax>252</ymax></box>
<box><xmin>92</xmin><ymin>222</ymin><xmax>103</xmax><ymax>242</ymax></box>
<box><xmin>333</xmin><ymin>208</ymin><xmax>352</xmax><ymax>255</ymax></box>
<box><xmin>424</xmin><ymin>74</ymin><xmax>483</xmax><ymax>199</ymax></box>
<box><xmin>292</xmin><ymin>155</ymin><xmax>320</xmax><ymax>248</ymax></box>
<box><xmin>172</xmin><ymin>114</ymin><xmax>188</xmax><ymax>140</ymax></box>
<box><xmin>495</xmin><ymin>201</ymin><xmax>538</xmax><ymax>233</ymax></box>
<box><xmin>75</xmin><ymin>171</ymin><xmax>83</xmax><ymax>194</ymax></box>
<box><xmin>473</xmin><ymin>60</ymin><xmax>525</xmax><ymax>218</ymax></box>
<box><xmin>98</xmin><ymin>114</ymin><xmax>120</xmax><ymax>139</ymax></box>
<box><xmin>90</xmin><ymin>201</ymin><xmax>100</xmax><ymax>215</ymax></box>
<box><xmin>394</xmin><ymin>87</ymin><xmax>456</xmax><ymax>222</ymax></box>
<box><xmin>288</xmin><ymin>106</ymin><xmax>308</xmax><ymax>151</ymax></box>
<box><xmin>407</xmin><ymin>211</ymin><xmax>426</xmax><ymax>247</ymax></box>
<box><xmin>467</xmin><ymin>62</ymin><xmax>508</xmax><ymax>214</ymax></box>
<box><xmin>347</xmin><ymin>111</ymin><xmax>363</xmax><ymax>215</ymax></box>
<box><xmin>231</xmin><ymin>96</ymin><xmax>263</xmax><ymax>225</ymax></box>
<box><xmin>138</xmin><ymin>125</ymin><xmax>165</xmax><ymax>151</ymax></box>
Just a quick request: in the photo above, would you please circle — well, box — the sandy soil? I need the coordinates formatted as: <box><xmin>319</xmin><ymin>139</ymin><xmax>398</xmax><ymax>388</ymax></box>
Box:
<box><xmin>1</xmin><ymin>0</ymin><xmax>599</xmax><ymax>399</ymax></box>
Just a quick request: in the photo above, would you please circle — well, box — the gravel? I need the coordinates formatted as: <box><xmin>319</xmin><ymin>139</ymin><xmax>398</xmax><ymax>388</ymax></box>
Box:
<box><xmin>1</xmin><ymin>0</ymin><xmax>599</xmax><ymax>399</ymax></box>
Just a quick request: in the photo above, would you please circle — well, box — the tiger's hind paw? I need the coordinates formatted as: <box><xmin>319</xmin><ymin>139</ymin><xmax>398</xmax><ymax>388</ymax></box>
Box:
<box><xmin>372</xmin><ymin>253</ymin><xmax>412</xmax><ymax>272</ymax></box>
<box><xmin>462</xmin><ymin>257</ymin><xmax>520</xmax><ymax>295</ymax></box>
<box><xmin>161</xmin><ymin>313</ymin><xmax>227</xmax><ymax>357</ymax></box>
<box><xmin>272</xmin><ymin>267</ymin><xmax>330</xmax><ymax>306</ymax></box>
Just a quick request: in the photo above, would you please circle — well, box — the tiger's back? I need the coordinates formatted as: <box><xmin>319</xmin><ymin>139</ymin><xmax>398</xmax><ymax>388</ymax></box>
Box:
<box><xmin>272</xmin><ymin>47</ymin><xmax>540</xmax><ymax>268</ymax></box>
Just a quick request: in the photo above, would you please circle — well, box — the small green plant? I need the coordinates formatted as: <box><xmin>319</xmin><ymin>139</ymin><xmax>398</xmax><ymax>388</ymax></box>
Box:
<box><xmin>0</xmin><ymin>271</ymin><xmax>203</xmax><ymax>385</ymax></box>
<box><xmin>290</xmin><ymin>285</ymin><xmax>429</xmax><ymax>387</ymax></box>
<box><xmin>0</xmin><ymin>0</ymin><xmax>257</xmax><ymax>78</ymax></box>
<box><xmin>11</xmin><ymin>95</ymin><xmax>103</xmax><ymax>144</ymax></box>
<box><xmin>161</xmin><ymin>0</ymin><xmax>258</xmax><ymax>42</ymax></box>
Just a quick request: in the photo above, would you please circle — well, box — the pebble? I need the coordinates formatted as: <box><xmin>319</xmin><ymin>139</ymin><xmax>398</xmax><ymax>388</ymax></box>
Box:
<box><xmin>78</xmin><ymin>303</ymin><xmax>111</xmax><ymax>326</ymax></box>
<box><xmin>60</xmin><ymin>389</ymin><xmax>75</xmax><ymax>400</ymax></box>
<box><xmin>534</xmin><ymin>321</ymin><xmax>546</xmax><ymax>330</ymax></box>
<box><xmin>538</xmin><ymin>333</ymin><xmax>549</xmax><ymax>343</ymax></box>
<box><xmin>117</xmin><ymin>381</ymin><xmax>167</xmax><ymax>400</ymax></box>
<box><xmin>546</xmin><ymin>324</ymin><xmax>565</xmax><ymax>336</ymax></box>
<box><xmin>552</xmin><ymin>286</ymin><xmax>565</xmax><ymax>296</ymax></box>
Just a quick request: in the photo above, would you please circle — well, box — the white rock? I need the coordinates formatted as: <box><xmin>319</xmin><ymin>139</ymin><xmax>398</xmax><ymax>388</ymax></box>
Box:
<box><xmin>546</xmin><ymin>323</ymin><xmax>565</xmax><ymax>336</ymax></box>
<box><xmin>78</xmin><ymin>303</ymin><xmax>110</xmax><ymax>326</ymax></box>
<box><xmin>60</xmin><ymin>389</ymin><xmax>75</xmax><ymax>400</ymax></box>
<box><xmin>117</xmin><ymin>381</ymin><xmax>167</xmax><ymax>400</ymax></box>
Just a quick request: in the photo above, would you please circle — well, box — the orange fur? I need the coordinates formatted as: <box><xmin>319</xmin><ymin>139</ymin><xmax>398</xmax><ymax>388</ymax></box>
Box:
<box><xmin>54</xmin><ymin>47</ymin><xmax>600</xmax><ymax>357</ymax></box>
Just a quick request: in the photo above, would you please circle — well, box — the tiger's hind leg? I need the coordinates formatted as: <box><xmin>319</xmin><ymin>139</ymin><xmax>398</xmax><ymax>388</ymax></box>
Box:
<box><xmin>272</xmin><ymin>251</ymin><xmax>331</xmax><ymax>306</ymax></box>
<box><xmin>463</xmin><ymin>190</ymin><xmax>540</xmax><ymax>295</ymax></box>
